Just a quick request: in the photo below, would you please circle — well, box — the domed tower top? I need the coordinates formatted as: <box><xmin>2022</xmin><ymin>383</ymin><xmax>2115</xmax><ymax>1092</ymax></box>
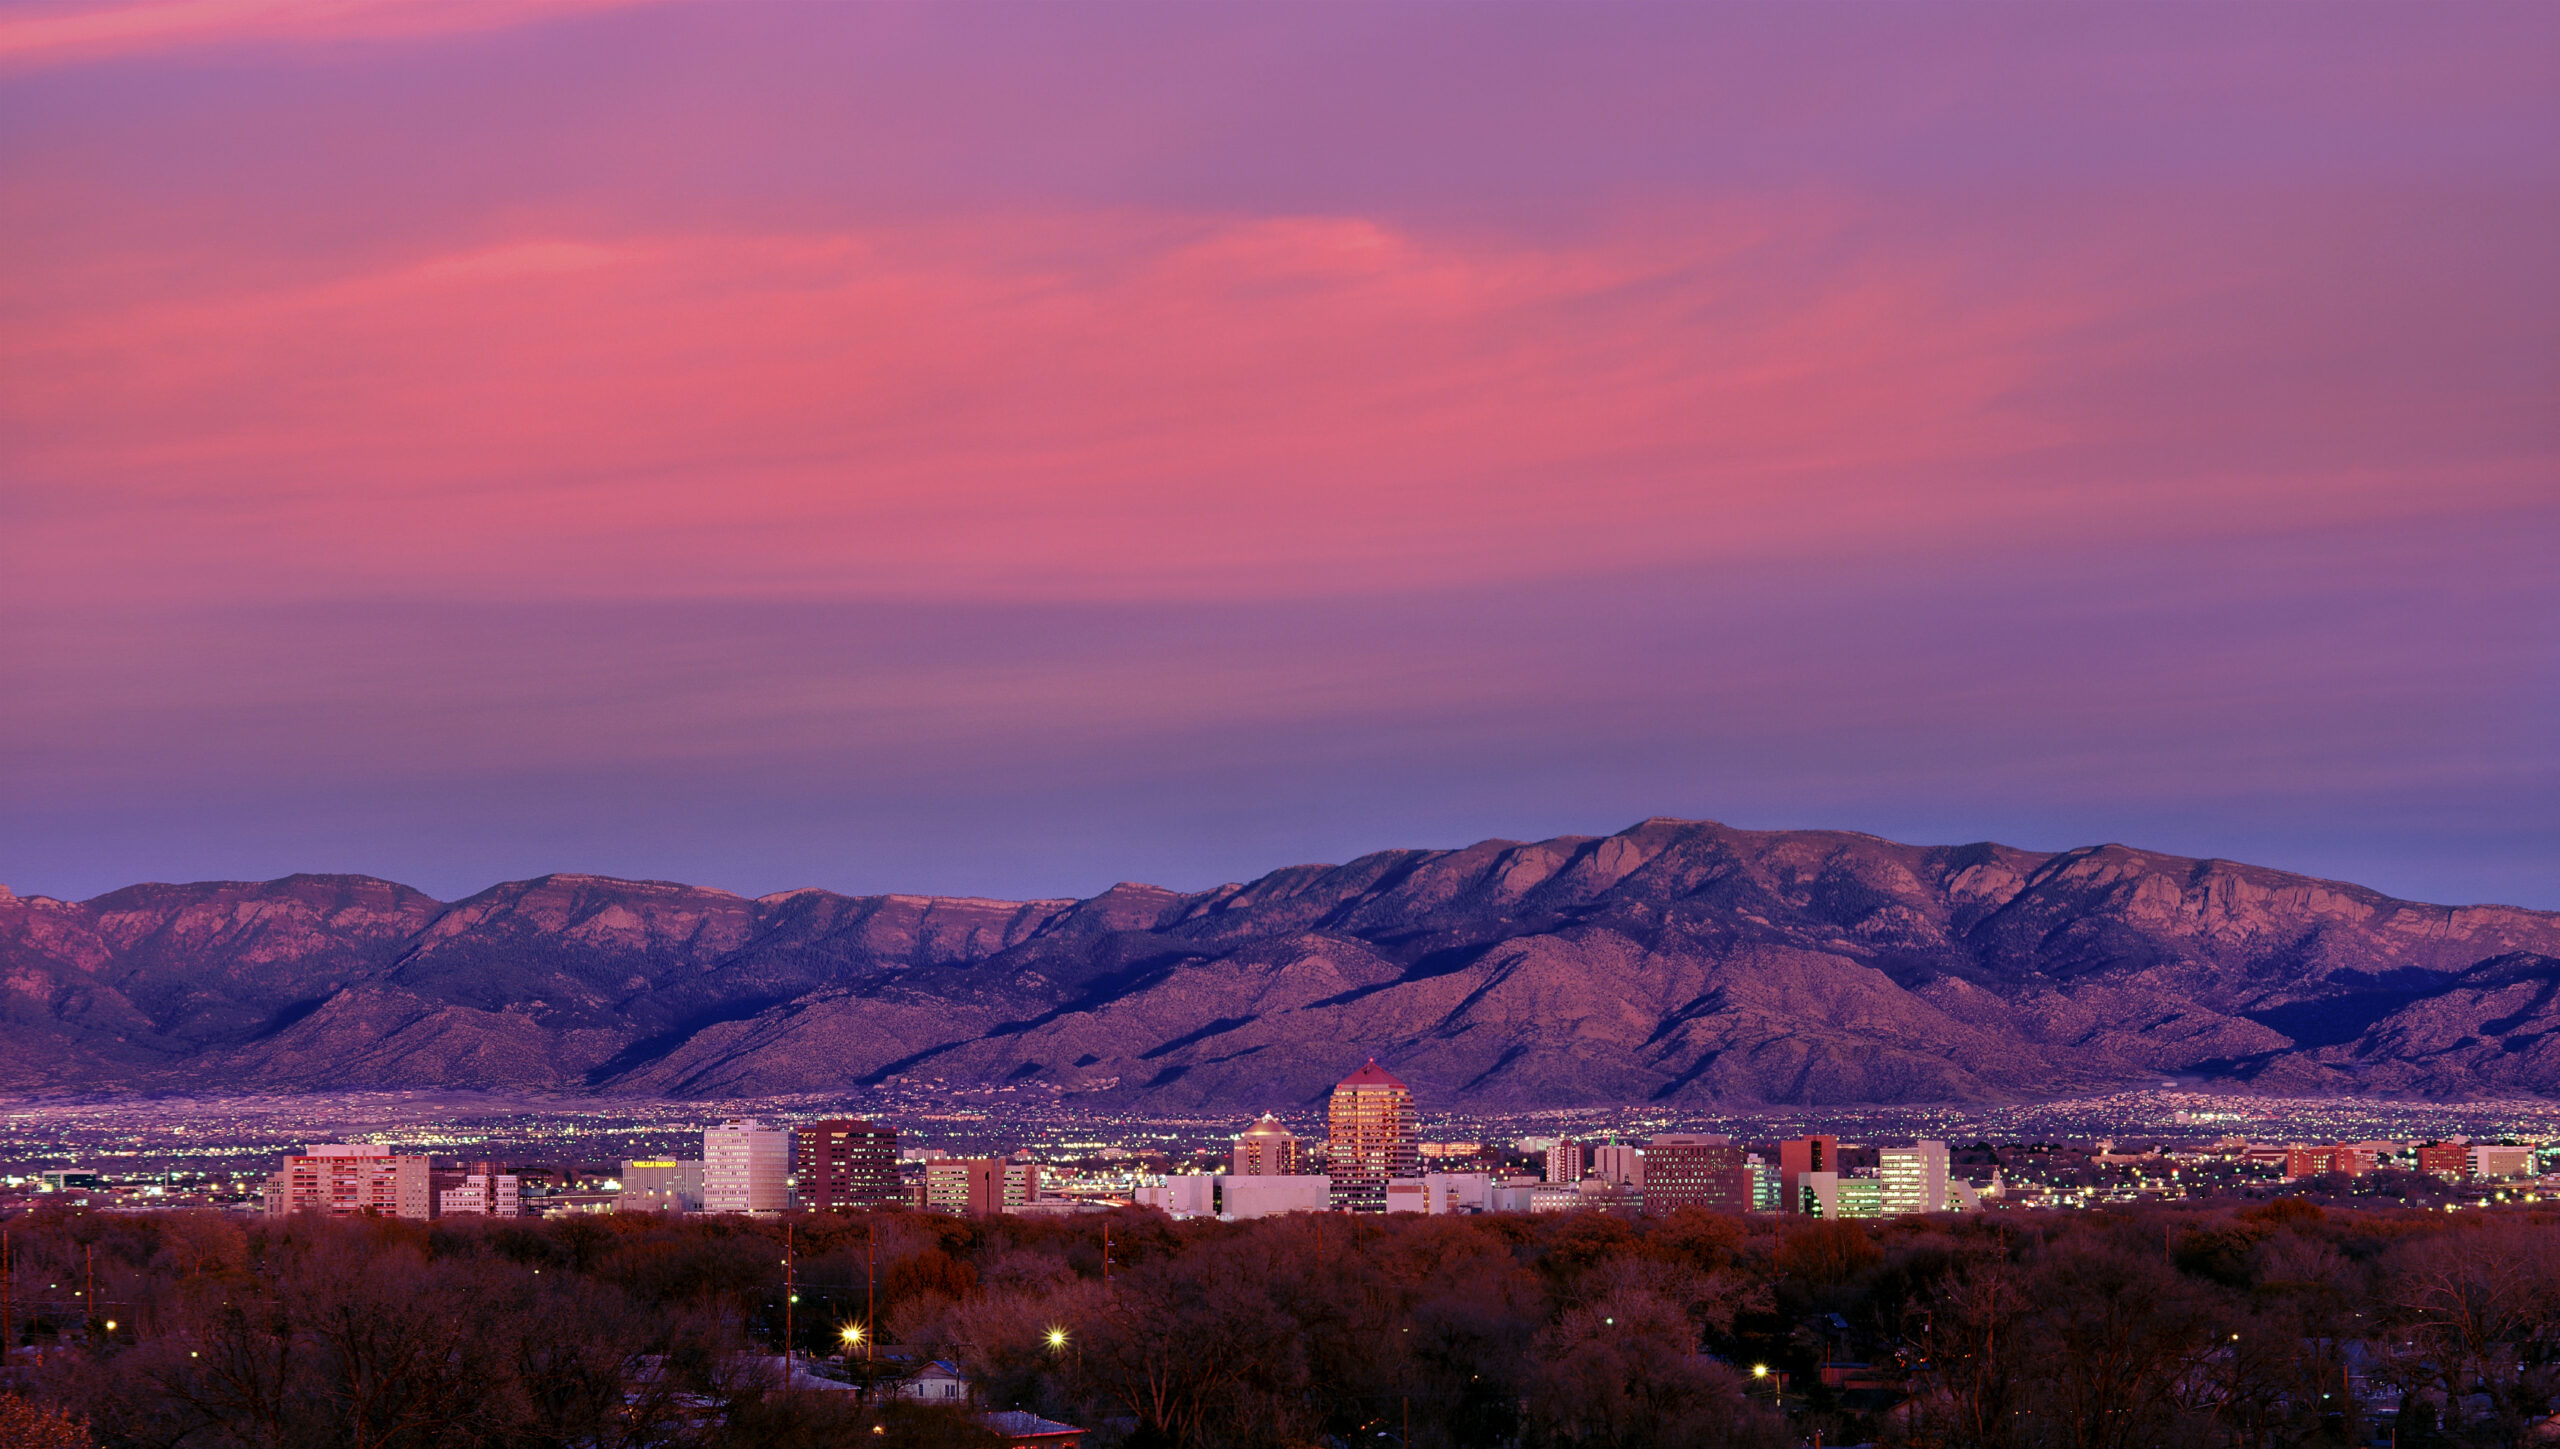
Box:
<box><xmin>1231</xmin><ymin>1112</ymin><xmax>1303</xmax><ymax>1176</ymax></box>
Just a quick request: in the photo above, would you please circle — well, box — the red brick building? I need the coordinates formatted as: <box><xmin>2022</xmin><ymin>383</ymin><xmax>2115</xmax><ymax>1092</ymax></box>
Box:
<box><xmin>792</xmin><ymin>1119</ymin><xmax>900</xmax><ymax>1212</ymax></box>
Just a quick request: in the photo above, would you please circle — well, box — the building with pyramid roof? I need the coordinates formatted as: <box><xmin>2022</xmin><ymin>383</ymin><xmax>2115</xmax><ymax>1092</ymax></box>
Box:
<box><xmin>1325</xmin><ymin>1058</ymin><xmax>1415</xmax><ymax>1212</ymax></box>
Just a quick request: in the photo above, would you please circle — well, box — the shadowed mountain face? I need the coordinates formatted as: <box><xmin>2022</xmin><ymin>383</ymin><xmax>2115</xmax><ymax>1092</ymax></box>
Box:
<box><xmin>5</xmin><ymin>820</ymin><xmax>2557</xmax><ymax>1106</ymax></box>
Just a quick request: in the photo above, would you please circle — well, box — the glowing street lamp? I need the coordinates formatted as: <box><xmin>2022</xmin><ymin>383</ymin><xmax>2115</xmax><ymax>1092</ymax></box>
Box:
<box><xmin>841</xmin><ymin>1324</ymin><xmax>866</xmax><ymax>1349</ymax></box>
<box><xmin>1046</xmin><ymin>1327</ymin><xmax>1069</xmax><ymax>1351</ymax></box>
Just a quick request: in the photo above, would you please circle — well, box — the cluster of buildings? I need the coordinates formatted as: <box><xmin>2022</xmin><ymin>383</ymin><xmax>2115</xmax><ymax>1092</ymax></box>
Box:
<box><xmin>2276</xmin><ymin>1138</ymin><xmax>2539</xmax><ymax>1182</ymax></box>
<box><xmin>250</xmin><ymin>1060</ymin><xmax>2560</xmax><ymax>1225</ymax></box>
<box><xmin>263</xmin><ymin>1117</ymin><xmax>911</xmax><ymax>1220</ymax></box>
<box><xmin>1137</xmin><ymin>1065</ymin><xmax>1978</xmax><ymax>1222</ymax></box>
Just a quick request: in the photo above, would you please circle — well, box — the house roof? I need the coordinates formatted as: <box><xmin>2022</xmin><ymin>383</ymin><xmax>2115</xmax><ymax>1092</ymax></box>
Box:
<box><xmin>1333</xmin><ymin>1058</ymin><xmax>1410</xmax><ymax>1092</ymax></box>
<box><xmin>984</xmin><ymin>1410</ymin><xmax>1083</xmax><ymax>1438</ymax></box>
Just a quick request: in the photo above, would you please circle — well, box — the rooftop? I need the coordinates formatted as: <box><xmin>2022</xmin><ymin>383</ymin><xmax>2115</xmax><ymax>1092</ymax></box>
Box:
<box><xmin>1334</xmin><ymin>1058</ymin><xmax>1410</xmax><ymax>1093</ymax></box>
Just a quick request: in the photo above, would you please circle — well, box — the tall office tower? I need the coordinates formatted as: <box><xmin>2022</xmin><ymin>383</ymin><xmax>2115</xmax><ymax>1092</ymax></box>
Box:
<box><xmin>1878</xmin><ymin>1140</ymin><xmax>1950</xmax><ymax>1215</ymax></box>
<box><xmin>617</xmin><ymin>1158</ymin><xmax>703</xmax><ymax>1213</ymax></box>
<box><xmin>1231</xmin><ymin>1114</ymin><xmax>1305</xmax><ymax>1176</ymax></box>
<box><xmin>1326</xmin><ymin>1059</ymin><xmax>1416</xmax><ymax>1213</ymax></box>
<box><xmin>1778</xmin><ymin>1135</ymin><xmax>1841</xmax><ymax>1214</ymax></box>
<box><xmin>1544</xmin><ymin>1139</ymin><xmax>1588</xmax><ymax>1185</ymax></box>
<box><xmin>793</xmin><ymin>1119</ymin><xmax>900</xmax><ymax>1212</ymax></box>
<box><xmin>702</xmin><ymin>1118</ymin><xmax>792</xmax><ymax>1215</ymax></box>
<box><xmin>1641</xmin><ymin>1134</ymin><xmax>1750</xmax><ymax>1213</ymax></box>
<box><xmin>923</xmin><ymin>1158</ymin><xmax>1003</xmax><ymax>1215</ymax></box>
<box><xmin>263</xmin><ymin>1144</ymin><xmax>433</xmax><ymax>1220</ymax></box>
<box><xmin>1592</xmin><ymin>1143</ymin><xmax>1645</xmax><ymax>1188</ymax></box>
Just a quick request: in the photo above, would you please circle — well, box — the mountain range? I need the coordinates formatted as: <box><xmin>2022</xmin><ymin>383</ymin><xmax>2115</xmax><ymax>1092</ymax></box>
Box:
<box><xmin>5</xmin><ymin>819</ymin><xmax>2557</xmax><ymax>1107</ymax></box>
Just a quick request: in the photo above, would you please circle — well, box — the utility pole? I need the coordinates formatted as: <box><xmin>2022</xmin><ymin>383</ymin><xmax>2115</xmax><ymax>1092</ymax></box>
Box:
<box><xmin>781</xmin><ymin>1222</ymin><xmax>795</xmax><ymax>1382</ymax></box>
<box><xmin>85</xmin><ymin>1244</ymin><xmax>95</xmax><ymax>1335</ymax></box>
<box><xmin>3</xmin><ymin>1226</ymin><xmax>11</xmax><ymax>1371</ymax></box>
<box><xmin>865</xmin><ymin>1218</ymin><xmax>877</xmax><ymax>1365</ymax></box>
<box><xmin>1101</xmin><ymin>1221</ymin><xmax>1111</xmax><ymax>1289</ymax></box>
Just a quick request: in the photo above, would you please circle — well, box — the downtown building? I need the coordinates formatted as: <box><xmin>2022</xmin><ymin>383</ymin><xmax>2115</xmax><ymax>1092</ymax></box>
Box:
<box><xmin>1326</xmin><ymin>1059</ymin><xmax>1417</xmax><ymax>1213</ymax></box>
<box><xmin>1231</xmin><ymin>1114</ymin><xmax>1305</xmax><ymax>1176</ymax></box>
<box><xmin>263</xmin><ymin>1143</ymin><xmax>433</xmax><ymax>1220</ymax></box>
<box><xmin>1779</xmin><ymin>1135</ymin><xmax>1842</xmax><ymax>1214</ymax></box>
<box><xmin>920</xmin><ymin>1158</ymin><xmax>1042</xmax><ymax>1215</ymax></box>
<box><xmin>617</xmin><ymin>1158</ymin><xmax>704</xmax><ymax>1213</ymax></box>
<box><xmin>1878</xmin><ymin>1140</ymin><xmax>1952</xmax><ymax>1215</ymax></box>
<box><xmin>1592</xmin><ymin>1143</ymin><xmax>1644</xmax><ymax>1189</ymax></box>
<box><xmin>794</xmin><ymin>1119</ymin><xmax>901</xmax><ymax>1212</ymax></box>
<box><xmin>1544</xmin><ymin>1139</ymin><xmax>1588</xmax><ymax>1185</ymax></box>
<box><xmin>1642</xmin><ymin>1134</ymin><xmax>1753</xmax><ymax>1214</ymax></box>
<box><xmin>703</xmin><ymin>1118</ymin><xmax>792</xmax><ymax>1215</ymax></box>
<box><xmin>438</xmin><ymin>1161</ymin><xmax>522</xmax><ymax>1218</ymax></box>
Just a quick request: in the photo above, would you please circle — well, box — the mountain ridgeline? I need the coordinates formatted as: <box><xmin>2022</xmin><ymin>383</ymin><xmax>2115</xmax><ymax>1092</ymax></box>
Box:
<box><xmin>5</xmin><ymin>820</ymin><xmax>2556</xmax><ymax>1106</ymax></box>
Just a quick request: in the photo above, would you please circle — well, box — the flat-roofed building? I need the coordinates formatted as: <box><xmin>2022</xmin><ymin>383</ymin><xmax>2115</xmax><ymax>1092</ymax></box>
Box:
<box><xmin>264</xmin><ymin>1144</ymin><xmax>432</xmax><ymax>1220</ymax></box>
<box><xmin>1795</xmin><ymin>1170</ymin><xmax>1837</xmax><ymax>1217</ymax></box>
<box><xmin>2472</xmin><ymin>1144</ymin><xmax>2534</xmax><ymax>1179</ymax></box>
<box><xmin>1385</xmin><ymin>1173</ymin><xmax>1497</xmax><ymax>1215</ymax></box>
<box><xmin>438</xmin><ymin>1165</ymin><xmax>521</xmax><ymax>1218</ymax></box>
<box><xmin>1749</xmin><ymin>1158</ymin><xmax>1781</xmax><ymax>1212</ymax></box>
<box><xmin>794</xmin><ymin>1120</ymin><xmax>900</xmax><ymax>1212</ymax></box>
<box><xmin>618</xmin><ymin>1159</ymin><xmax>703</xmax><ymax>1213</ymax></box>
<box><xmin>2415</xmin><ymin>1142</ymin><xmax>2469</xmax><ymax>1178</ymax></box>
<box><xmin>2283</xmin><ymin>1145</ymin><xmax>2372</xmax><ymax>1181</ymax></box>
<box><xmin>1835</xmin><ymin>1178</ymin><xmax>1884</xmax><ymax>1218</ymax></box>
<box><xmin>1544</xmin><ymin>1140</ymin><xmax>1587</xmax><ymax>1185</ymax></box>
<box><xmin>1780</xmin><ymin>1136</ymin><xmax>1841</xmax><ymax>1213</ymax></box>
<box><xmin>925</xmin><ymin>1158</ymin><xmax>1003</xmax><ymax>1216</ymax></box>
<box><xmin>703</xmin><ymin>1119</ymin><xmax>791</xmax><ymax>1215</ymax></box>
<box><xmin>1002</xmin><ymin>1161</ymin><xmax>1041</xmax><ymax>1212</ymax></box>
<box><xmin>1879</xmin><ymin>1140</ymin><xmax>1951</xmax><ymax>1215</ymax></box>
<box><xmin>1216</xmin><ymin>1174</ymin><xmax>1331</xmax><ymax>1219</ymax></box>
<box><xmin>1642</xmin><ymin>1134</ymin><xmax>1750</xmax><ymax>1214</ymax></box>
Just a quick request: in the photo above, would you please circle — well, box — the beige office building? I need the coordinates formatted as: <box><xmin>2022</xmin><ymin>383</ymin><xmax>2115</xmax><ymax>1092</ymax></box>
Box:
<box><xmin>263</xmin><ymin>1144</ymin><xmax>432</xmax><ymax>1220</ymax></box>
<box><xmin>703</xmin><ymin>1118</ymin><xmax>792</xmax><ymax>1215</ymax></box>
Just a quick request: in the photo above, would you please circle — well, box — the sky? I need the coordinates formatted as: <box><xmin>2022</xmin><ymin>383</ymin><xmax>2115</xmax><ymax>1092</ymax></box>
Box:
<box><xmin>2</xmin><ymin>1</ymin><xmax>2554</xmax><ymax>910</ymax></box>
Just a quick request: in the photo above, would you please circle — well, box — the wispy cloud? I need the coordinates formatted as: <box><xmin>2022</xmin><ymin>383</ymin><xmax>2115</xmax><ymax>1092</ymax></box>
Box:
<box><xmin>0</xmin><ymin>0</ymin><xmax>655</xmax><ymax>69</ymax></box>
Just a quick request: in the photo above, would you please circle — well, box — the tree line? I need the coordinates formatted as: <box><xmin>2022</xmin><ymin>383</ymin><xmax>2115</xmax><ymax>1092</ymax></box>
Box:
<box><xmin>1</xmin><ymin>1197</ymin><xmax>2555</xmax><ymax>1448</ymax></box>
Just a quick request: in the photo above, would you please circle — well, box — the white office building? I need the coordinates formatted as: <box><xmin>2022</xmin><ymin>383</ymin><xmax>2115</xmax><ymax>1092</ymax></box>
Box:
<box><xmin>702</xmin><ymin>1118</ymin><xmax>792</xmax><ymax>1215</ymax></box>
<box><xmin>1879</xmin><ymin>1140</ymin><xmax>1951</xmax><ymax>1215</ymax></box>
<box><xmin>438</xmin><ymin>1171</ymin><xmax>520</xmax><ymax>1218</ymax></box>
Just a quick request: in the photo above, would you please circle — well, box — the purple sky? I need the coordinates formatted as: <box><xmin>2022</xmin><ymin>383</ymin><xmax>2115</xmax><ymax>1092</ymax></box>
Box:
<box><xmin>3</xmin><ymin>1</ymin><xmax>2554</xmax><ymax>908</ymax></box>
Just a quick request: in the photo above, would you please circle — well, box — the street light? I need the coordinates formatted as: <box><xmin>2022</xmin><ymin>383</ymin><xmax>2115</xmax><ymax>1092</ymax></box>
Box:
<box><xmin>1046</xmin><ymin>1327</ymin><xmax>1069</xmax><ymax>1350</ymax></box>
<box><xmin>841</xmin><ymin>1324</ymin><xmax>866</xmax><ymax>1349</ymax></box>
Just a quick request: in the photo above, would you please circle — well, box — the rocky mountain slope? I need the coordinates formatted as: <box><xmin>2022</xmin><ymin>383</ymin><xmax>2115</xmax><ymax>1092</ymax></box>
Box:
<box><xmin>5</xmin><ymin>820</ymin><xmax>2556</xmax><ymax>1106</ymax></box>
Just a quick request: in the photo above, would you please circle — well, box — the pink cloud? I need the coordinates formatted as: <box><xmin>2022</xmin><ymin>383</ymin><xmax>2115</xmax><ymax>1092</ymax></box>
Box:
<box><xmin>23</xmin><ymin>194</ymin><xmax>2531</xmax><ymax>610</ymax></box>
<box><xmin>0</xmin><ymin>0</ymin><xmax>656</xmax><ymax>70</ymax></box>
